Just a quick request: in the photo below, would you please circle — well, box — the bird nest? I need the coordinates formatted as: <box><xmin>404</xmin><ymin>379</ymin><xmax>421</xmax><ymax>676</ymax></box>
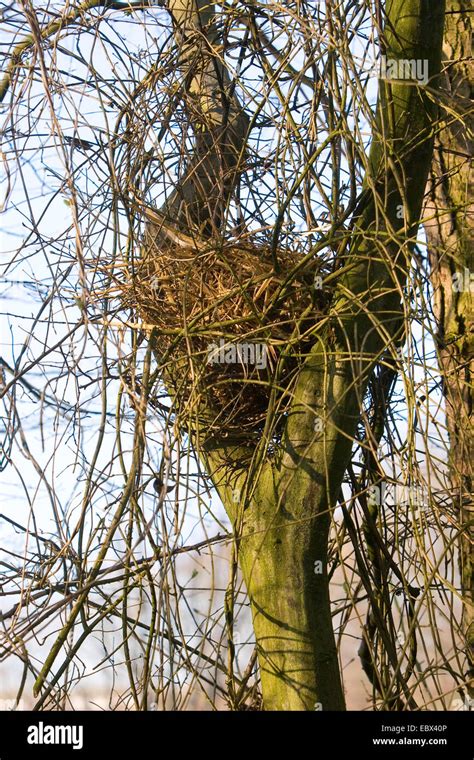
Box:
<box><xmin>123</xmin><ymin>223</ymin><xmax>329</xmax><ymax>438</ymax></box>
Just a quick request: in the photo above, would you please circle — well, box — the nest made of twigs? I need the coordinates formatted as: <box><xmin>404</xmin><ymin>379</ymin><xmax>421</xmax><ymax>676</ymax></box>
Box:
<box><xmin>123</xmin><ymin>225</ymin><xmax>329</xmax><ymax>437</ymax></box>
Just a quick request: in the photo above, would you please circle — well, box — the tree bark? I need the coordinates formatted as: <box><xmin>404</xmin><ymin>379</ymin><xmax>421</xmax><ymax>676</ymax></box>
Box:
<box><xmin>424</xmin><ymin>0</ymin><xmax>473</xmax><ymax>696</ymax></box>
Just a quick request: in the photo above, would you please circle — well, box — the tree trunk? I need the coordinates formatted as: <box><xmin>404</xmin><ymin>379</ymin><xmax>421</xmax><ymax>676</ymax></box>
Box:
<box><xmin>424</xmin><ymin>0</ymin><xmax>473</xmax><ymax>696</ymax></box>
<box><xmin>145</xmin><ymin>0</ymin><xmax>445</xmax><ymax>709</ymax></box>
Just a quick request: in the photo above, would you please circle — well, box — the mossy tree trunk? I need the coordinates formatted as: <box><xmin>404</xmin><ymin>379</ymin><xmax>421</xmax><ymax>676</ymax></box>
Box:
<box><xmin>148</xmin><ymin>0</ymin><xmax>445</xmax><ymax>709</ymax></box>
<box><xmin>424</xmin><ymin>0</ymin><xmax>473</xmax><ymax>697</ymax></box>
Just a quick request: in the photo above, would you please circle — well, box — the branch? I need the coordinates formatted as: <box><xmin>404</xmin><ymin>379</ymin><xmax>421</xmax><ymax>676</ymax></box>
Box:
<box><xmin>153</xmin><ymin>0</ymin><xmax>249</xmax><ymax>233</ymax></box>
<box><xmin>282</xmin><ymin>0</ymin><xmax>446</xmax><ymax>479</ymax></box>
<box><xmin>0</xmin><ymin>0</ymin><xmax>164</xmax><ymax>104</ymax></box>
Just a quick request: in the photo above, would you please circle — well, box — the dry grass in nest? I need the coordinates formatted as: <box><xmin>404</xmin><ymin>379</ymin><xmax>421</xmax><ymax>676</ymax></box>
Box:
<box><xmin>123</xmin><ymin>225</ymin><xmax>329</xmax><ymax>436</ymax></box>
